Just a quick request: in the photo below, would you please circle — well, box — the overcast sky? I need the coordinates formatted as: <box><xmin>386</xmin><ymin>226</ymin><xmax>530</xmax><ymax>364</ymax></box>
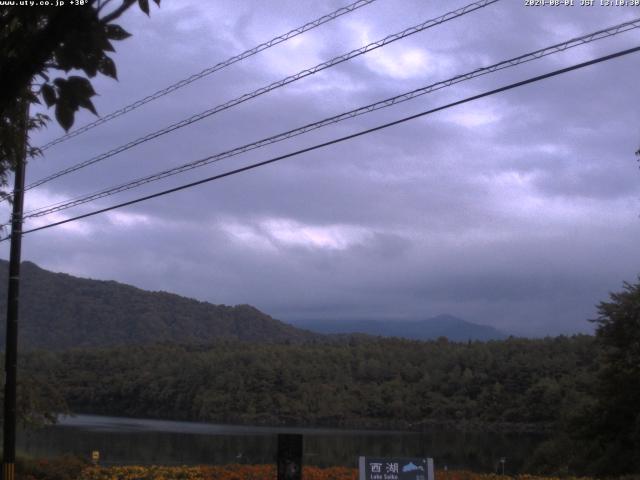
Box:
<box><xmin>2</xmin><ymin>0</ymin><xmax>639</xmax><ymax>336</ymax></box>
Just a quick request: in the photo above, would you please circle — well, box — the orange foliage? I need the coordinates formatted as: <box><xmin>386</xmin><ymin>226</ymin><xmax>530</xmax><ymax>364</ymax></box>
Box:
<box><xmin>78</xmin><ymin>465</ymin><xmax>597</xmax><ymax>480</ymax></box>
<box><xmin>81</xmin><ymin>464</ymin><xmax>357</xmax><ymax>480</ymax></box>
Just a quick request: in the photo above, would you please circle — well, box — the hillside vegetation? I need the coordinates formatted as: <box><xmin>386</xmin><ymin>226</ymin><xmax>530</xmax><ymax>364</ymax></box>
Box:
<box><xmin>21</xmin><ymin>335</ymin><xmax>596</xmax><ymax>432</ymax></box>
<box><xmin>0</xmin><ymin>261</ymin><xmax>314</xmax><ymax>349</ymax></box>
<box><xmin>293</xmin><ymin>315</ymin><xmax>507</xmax><ymax>341</ymax></box>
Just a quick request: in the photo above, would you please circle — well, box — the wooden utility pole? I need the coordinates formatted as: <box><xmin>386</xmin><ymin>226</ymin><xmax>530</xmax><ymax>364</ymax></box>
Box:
<box><xmin>2</xmin><ymin>100</ymin><xmax>29</xmax><ymax>480</ymax></box>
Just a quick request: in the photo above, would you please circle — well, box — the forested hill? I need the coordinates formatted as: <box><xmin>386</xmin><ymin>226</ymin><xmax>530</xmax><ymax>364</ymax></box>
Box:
<box><xmin>0</xmin><ymin>260</ymin><xmax>316</xmax><ymax>349</ymax></box>
<box><xmin>22</xmin><ymin>335</ymin><xmax>597</xmax><ymax>432</ymax></box>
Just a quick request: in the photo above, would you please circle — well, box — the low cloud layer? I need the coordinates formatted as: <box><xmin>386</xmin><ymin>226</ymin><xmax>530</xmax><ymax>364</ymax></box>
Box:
<box><xmin>2</xmin><ymin>0</ymin><xmax>639</xmax><ymax>336</ymax></box>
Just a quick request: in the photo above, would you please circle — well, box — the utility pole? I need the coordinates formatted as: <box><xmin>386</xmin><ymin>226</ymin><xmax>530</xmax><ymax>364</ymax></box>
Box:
<box><xmin>2</xmin><ymin>99</ymin><xmax>29</xmax><ymax>480</ymax></box>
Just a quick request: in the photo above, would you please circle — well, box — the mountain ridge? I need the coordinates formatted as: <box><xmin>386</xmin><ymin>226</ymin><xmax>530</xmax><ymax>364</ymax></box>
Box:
<box><xmin>290</xmin><ymin>314</ymin><xmax>508</xmax><ymax>341</ymax></box>
<box><xmin>0</xmin><ymin>260</ymin><xmax>316</xmax><ymax>349</ymax></box>
<box><xmin>1</xmin><ymin>259</ymin><xmax>506</xmax><ymax>349</ymax></box>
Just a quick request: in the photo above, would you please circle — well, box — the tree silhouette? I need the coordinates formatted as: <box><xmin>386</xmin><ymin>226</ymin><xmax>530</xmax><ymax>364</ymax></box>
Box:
<box><xmin>0</xmin><ymin>0</ymin><xmax>160</xmax><ymax>196</ymax></box>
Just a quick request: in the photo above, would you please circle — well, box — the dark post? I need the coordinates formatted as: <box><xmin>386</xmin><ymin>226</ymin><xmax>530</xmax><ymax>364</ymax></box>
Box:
<box><xmin>2</xmin><ymin>100</ymin><xmax>28</xmax><ymax>480</ymax></box>
<box><xmin>277</xmin><ymin>434</ymin><xmax>303</xmax><ymax>480</ymax></box>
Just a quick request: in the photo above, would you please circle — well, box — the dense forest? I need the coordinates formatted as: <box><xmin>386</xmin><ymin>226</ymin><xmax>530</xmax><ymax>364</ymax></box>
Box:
<box><xmin>20</xmin><ymin>335</ymin><xmax>596</xmax><ymax>432</ymax></box>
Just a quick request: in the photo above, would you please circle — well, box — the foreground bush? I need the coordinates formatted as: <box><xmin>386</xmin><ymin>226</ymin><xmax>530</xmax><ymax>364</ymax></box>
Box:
<box><xmin>80</xmin><ymin>465</ymin><xmax>354</xmax><ymax>480</ymax></box>
<box><xmin>17</xmin><ymin>455</ymin><xmax>88</xmax><ymax>480</ymax></box>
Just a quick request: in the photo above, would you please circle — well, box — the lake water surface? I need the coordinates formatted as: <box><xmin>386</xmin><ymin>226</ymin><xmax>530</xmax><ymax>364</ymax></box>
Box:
<box><xmin>17</xmin><ymin>414</ymin><xmax>544</xmax><ymax>473</ymax></box>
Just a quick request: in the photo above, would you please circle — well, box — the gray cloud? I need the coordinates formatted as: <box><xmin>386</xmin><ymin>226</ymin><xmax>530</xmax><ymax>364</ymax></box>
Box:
<box><xmin>2</xmin><ymin>0</ymin><xmax>640</xmax><ymax>337</ymax></box>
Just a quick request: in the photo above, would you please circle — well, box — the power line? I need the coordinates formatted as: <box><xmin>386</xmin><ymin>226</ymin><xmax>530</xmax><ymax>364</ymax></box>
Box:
<box><xmin>20</xmin><ymin>18</ymin><xmax>640</xmax><ymax>220</ymax></box>
<box><xmin>26</xmin><ymin>0</ymin><xmax>498</xmax><ymax>191</ymax></box>
<box><xmin>20</xmin><ymin>0</ymin><xmax>499</xmax><ymax>194</ymax></box>
<box><xmin>37</xmin><ymin>0</ymin><xmax>379</xmax><ymax>152</ymax></box>
<box><xmin>7</xmin><ymin>44</ymin><xmax>639</xmax><ymax>241</ymax></box>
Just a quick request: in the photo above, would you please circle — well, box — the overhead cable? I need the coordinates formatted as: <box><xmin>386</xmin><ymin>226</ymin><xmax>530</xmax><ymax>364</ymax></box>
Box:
<box><xmin>21</xmin><ymin>18</ymin><xmax>640</xmax><ymax>220</ymax></box>
<box><xmin>38</xmin><ymin>0</ymin><xmax>379</xmax><ymax>152</ymax></box>
<box><xmin>21</xmin><ymin>0</ymin><xmax>499</xmax><ymax>194</ymax></box>
<box><xmin>7</xmin><ymin>44</ymin><xmax>639</xmax><ymax>241</ymax></box>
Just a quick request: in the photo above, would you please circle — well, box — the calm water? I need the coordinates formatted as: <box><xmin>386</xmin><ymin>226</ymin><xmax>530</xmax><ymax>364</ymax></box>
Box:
<box><xmin>17</xmin><ymin>414</ymin><xmax>544</xmax><ymax>473</ymax></box>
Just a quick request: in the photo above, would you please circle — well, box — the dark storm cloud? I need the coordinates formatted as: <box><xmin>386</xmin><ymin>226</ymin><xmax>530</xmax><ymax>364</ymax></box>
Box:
<box><xmin>2</xmin><ymin>0</ymin><xmax>640</xmax><ymax>336</ymax></box>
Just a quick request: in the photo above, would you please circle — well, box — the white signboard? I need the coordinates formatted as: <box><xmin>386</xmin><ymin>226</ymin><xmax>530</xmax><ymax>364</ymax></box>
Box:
<box><xmin>358</xmin><ymin>457</ymin><xmax>434</xmax><ymax>480</ymax></box>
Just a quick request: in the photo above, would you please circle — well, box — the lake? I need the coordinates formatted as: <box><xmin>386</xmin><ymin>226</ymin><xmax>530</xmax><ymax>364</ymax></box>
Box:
<box><xmin>17</xmin><ymin>414</ymin><xmax>545</xmax><ymax>473</ymax></box>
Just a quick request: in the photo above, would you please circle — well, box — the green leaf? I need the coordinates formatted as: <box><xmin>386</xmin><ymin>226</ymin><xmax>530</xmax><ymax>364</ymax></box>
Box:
<box><xmin>55</xmin><ymin>101</ymin><xmax>75</xmax><ymax>132</ymax></box>
<box><xmin>52</xmin><ymin>76</ymin><xmax>98</xmax><ymax>127</ymax></box>
<box><xmin>26</xmin><ymin>91</ymin><xmax>39</xmax><ymax>104</ymax></box>
<box><xmin>138</xmin><ymin>0</ymin><xmax>149</xmax><ymax>15</ymax></box>
<box><xmin>103</xmin><ymin>39</ymin><xmax>116</xmax><ymax>53</ymax></box>
<box><xmin>80</xmin><ymin>51</ymin><xmax>99</xmax><ymax>78</ymax></box>
<box><xmin>78</xmin><ymin>97</ymin><xmax>98</xmax><ymax>116</ymax></box>
<box><xmin>41</xmin><ymin>84</ymin><xmax>57</xmax><ymax>107</ymax></box>
<box><xmin>105</xmin><ymin>24</ymin><xmax>131</xmax><ymax>41</ymax></box>
<box><xmin>67</xmin><ymin>76</ymin><xmax>96</xmax><ymax>97</ymax></box>
<box><xmin>98</xmin><ymin>56</ymin><xmax>117</xmax><ymax>80</ymax></box>
<box><xmin>53</xmin><ymin>47</ymin><xmax>76</xmax><ymax>72</ymax></box>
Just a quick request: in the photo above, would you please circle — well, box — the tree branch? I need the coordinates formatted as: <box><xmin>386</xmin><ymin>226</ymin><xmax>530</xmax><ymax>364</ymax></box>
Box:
<box><xmin>100</xmin><ymin>0</ymin><xmax>136</xmax><ymax>24</ymax></box>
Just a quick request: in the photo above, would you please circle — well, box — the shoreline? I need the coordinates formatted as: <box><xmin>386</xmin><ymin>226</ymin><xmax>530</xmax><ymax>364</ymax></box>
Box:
<box><xmin>59</xmin><ymin>411</ymin><xmax>551</xmax><ymax>435</ymax></box>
